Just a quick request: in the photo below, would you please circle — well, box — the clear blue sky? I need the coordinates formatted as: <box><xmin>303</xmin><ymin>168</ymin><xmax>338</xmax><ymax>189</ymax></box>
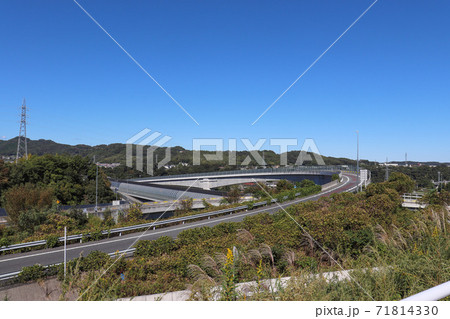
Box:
<box><xmin>0</xmin><ymin>0</ymin><xmax>449</xmax><ymax>162</ymax></box>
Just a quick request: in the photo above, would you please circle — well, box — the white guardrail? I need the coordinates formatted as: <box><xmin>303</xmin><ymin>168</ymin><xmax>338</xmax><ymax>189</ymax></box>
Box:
<box><xmin>401</xmin><ymin>280</ymin><xmax>450</xmax><ymax>301</ymax></box>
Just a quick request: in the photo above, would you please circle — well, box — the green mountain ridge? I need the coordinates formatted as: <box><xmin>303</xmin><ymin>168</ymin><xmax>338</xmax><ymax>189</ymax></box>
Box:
<box><xmin>2</xmin><ymin>137</ymin><xmax>448</xmax><ymax>167</ymax></box>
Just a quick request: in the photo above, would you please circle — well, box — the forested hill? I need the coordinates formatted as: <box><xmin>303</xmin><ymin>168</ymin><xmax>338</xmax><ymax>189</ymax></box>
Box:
<box><xmin>0</xmin><ymin>137</ymin><xmax>359</xmax><ymax>167</ymax></box>
<box><xmin>0</xmin><ymin>138</ymin><xmax>125</xmax><ymax>163</ymax></box>
<box><xmin>1</xmin><ymin>138</ymin><xmax>448</xmax><ymax>184</ymax></box>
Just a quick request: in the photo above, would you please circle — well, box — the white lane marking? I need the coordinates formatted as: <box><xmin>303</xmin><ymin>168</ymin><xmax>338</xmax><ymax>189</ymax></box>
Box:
<box><xmin>0</xmin><ymin>174</ymin><xmax>352</xmax><ymax>264</ymax></box>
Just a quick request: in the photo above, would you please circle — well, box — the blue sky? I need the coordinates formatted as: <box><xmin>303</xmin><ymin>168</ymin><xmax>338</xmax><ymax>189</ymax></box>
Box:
<box><xmin>0</xmin><ymin>0</ymin><xmax>449</xmax><ymax>162</ymax></box>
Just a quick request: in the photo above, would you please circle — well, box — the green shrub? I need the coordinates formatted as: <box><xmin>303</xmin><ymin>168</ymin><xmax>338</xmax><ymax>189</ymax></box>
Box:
<box><xmin>212</xmin><ymin>222</ymin><xmax>238</xmax><ymax>236</ymax></box>
<box><xmin>343</xmin><ymin>228</ymin><xmax>374</xmax><ymax>256</ymax></box>
<box><xmin>295</xmin><ymin>256</ymin><xmax>318</xmax><ymax>272</ymax></box>
<box><xmin>82</xmin><ymin>233</ymin><xmax>90</xmax><ymax>242</ymax></box>
<box><xmin>0</xmin><ymin>237</ymin><xmax>10</xmax><ymax>247</ymax></box>
<box><xmin>177</xmin><ymin>227</ymin><xmax>214</xmax><ymax>246</ymax></box>
<box><xmin>66</xmin><ymin>209</ymin><xmax>88</xmax><ymax>227</ymax></box>
<box><xmin>81</xmin><ymin>250</ymin><xmax>110</xmax><ymax>271</ymax></box>
<box><xmin>102</xmin><ymin>210</ymin><xmax>116</xmax><ymax>227</ymax></box>
<box><xmin>57</xmin><ymin>258</ymin><xmax>82</xmax><ymax>281</ymax></box>
<box><xmin>134</xmin><ymin>236</ymin><xmax>177</xmax><ymax>257</ymax></box>
<box><xmin>202</xmin><ymin>198</ymin><xmax>212</xmax><ymax>209</ymax></box>
<box><xmin>46</xmin><ymin>234</ymin><xmax>60</xmax><ymax>248</ymax></box>
<box><xmin>17</xmin><ymin>209</ymin><xmax>48</xmax><ymax>233</ymax></box>
<box><xmin>125</xmin><ymin>204</ymin><xmax>143</xmax><ymax>222</ymax></box>
<box><xmin>90</xmin><ymin>230</ymin><xmax>103</xmax><ymax>241</ymax></box>
<box><xmin>287</xmin><ymin>190</ymin><xmax>296</xmax><ymax>200</ymax></box>
<box><xmin>18</xmin><ymin>264</ymin><xmax>46</xmax><ymax>282</ymax></box>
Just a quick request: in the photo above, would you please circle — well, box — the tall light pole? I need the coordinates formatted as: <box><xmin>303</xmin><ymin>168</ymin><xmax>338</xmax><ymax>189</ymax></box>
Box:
<box><xmin>356</xmin><ymin>130</ymin><xmax>360</xmax><ymax>192</ymax></box>
<box><xmin>64</xmin><ymin>226</ymin><xmax>67</xmax><ymax>281</ymax></box>
<box><xmin>94</xmin><ymin>155</ymin><xmax>98</xmax><ymax>212</ymax></box>
<box><xmin>438</xmin><ymin>171</ymin><xmax>441</xmax><ymax>190</ymax></box>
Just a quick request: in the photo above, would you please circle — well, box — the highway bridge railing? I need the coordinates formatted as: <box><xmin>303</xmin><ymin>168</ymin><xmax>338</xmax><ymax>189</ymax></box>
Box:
<box><xmin>128</xmin><ymin>165</ymin><xmax>355</xmax><ymax>182</ymax></box>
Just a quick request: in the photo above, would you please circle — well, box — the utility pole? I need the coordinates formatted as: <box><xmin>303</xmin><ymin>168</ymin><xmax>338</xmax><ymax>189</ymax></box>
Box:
<box><xmin>94</xmin><ymin>155</ymin><xmax>98</xmax><ymax>212</ymax></box>
<box><xmin>356</xmin><ymin>131</ymin><xmax>360</xmax><ymax>192</ymax></box>
<box><xmin>15</xmin><ymin>98</ymin><xmax>28</xmax><ymax>162</ymax></box>
<box><xmin>64</xmin><ymin>226</ymin><xmax>67</xmax><ymax>281</ymax></box>
<box><xmin>438</xmin><ymin>171</ymin><xmax>441</xmax><ymax>190</ymax></box>
<box><xmin>385</xmin><ymin>157</ymin><xmax>389</xmax><ymax>181</ymax></box>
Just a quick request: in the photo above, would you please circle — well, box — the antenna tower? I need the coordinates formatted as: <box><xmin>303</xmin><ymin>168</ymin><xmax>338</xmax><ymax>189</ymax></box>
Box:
<box><xmin>15</xmin><ymin>98</ymin><xmax>28</xmax><ymax>162</ymax></box>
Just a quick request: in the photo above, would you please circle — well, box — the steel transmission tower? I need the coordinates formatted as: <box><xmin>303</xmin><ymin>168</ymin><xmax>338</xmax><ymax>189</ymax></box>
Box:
<box><xmin>15</xmin><ymin>98</ymin><xmax>28</xmax><ymax>162</ymax></box>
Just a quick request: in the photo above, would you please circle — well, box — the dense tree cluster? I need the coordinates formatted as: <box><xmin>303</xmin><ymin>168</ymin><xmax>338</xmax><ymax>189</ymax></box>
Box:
<box><xmin>2</xmin><ymin>154</ymin><xmax>114</xmax><ymax>206</ymax></box>
<box><xmin>0</xmin><ymin>154</ymin><xmax>115</xmax><ymax>236</ymax></box>
<box><xmin>367</xmin><ymin>164</ymin><xmax>450</xmax><ymax>189</ymax></box>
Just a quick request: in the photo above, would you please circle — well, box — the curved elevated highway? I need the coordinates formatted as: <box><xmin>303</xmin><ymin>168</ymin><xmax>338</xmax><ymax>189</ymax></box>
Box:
<box><xmin>115</xmin><ymin>166</ymin><xmax>350</xmax><ymax>201</ymax></box>
<box><xmin>0</xmin><ymin>172</ymin><xmax>359</xmax><ymax>278</ymax></box>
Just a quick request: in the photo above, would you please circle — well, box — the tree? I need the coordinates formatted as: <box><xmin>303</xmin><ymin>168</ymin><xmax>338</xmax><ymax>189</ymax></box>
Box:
<box><xmin>124</xmin><ymin>204</ymin><xmax>143</xmax><ymax>222</ymax></box>
<box><xmin>177</xmin><ymin>198</ymin><xmax>193</xmax><ymax>215</ymax></box>
<box><xmin>4</xmin><ymin>184</ymin><xmax>53</xmax><ymax>227</ymax></box>
<box><xmin>225</xmin><ymin>186</ymin><xmax>241</xmax><ymax>204</ymax></box>
<box><xmin>17</xmin><ymin>209</ymin><xmax>48</xmax><ymax>233</ymax></box>
<box><xmin>0</xmin><ymin>159</ymin><xmax>9</xmax><ymax>199</ymax></box>
<box><xmin>386</xmin><ymin>172</ymin><xmax>415</xmax><ymax>194</ymax></box>
<box><xmin>276</xmin><ymin>179</ymin><xmax>294</xmax><ymax>191</ymax></box>
<box><xmin>422</xmin><ymin>189</ymin><xmax>450</xmax><ymax>206</ymax></box>
<box><xmin>6</xmin><ymin>154</ymin><xmax>115</xmax><ymax>205</ymax></box>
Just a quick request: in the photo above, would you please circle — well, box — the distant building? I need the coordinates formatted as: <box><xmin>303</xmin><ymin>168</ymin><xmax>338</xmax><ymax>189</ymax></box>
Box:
<box><xmin>96</xmin><ymin>163</ymin><xmax>121</xmax><ymax>168</ymax></box>
<box><xmin>1</xmin><ymin>155</ymin><xmax>15</xmax><ymax>163</ymax></box>
<box><xmin>380</xmin><ymin>163</ymin><xmax>399</xmax><ymax>167</ymax></box>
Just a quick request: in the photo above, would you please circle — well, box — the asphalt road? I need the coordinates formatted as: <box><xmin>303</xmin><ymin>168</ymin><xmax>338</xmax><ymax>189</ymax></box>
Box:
<box><xmin>0</xmin><ymin>173</ymin><xmax>357</xmax><ymax>276</ymax></box>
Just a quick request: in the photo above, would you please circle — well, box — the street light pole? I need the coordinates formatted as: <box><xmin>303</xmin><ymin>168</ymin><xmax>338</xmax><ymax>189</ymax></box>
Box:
<box><xmin>95</xmin><ymin>155</ymin><xmax>98</xmax><ymax>212</ymax></box>
<box><xmin>356</xmin><ymin>130</ymin><xmax>360</xmax><ymax>192</ymax></box>
<box><xmin>64</xmin><ymin>226</ymin><xmax>67</xmax><ymax>281</ymax></box>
